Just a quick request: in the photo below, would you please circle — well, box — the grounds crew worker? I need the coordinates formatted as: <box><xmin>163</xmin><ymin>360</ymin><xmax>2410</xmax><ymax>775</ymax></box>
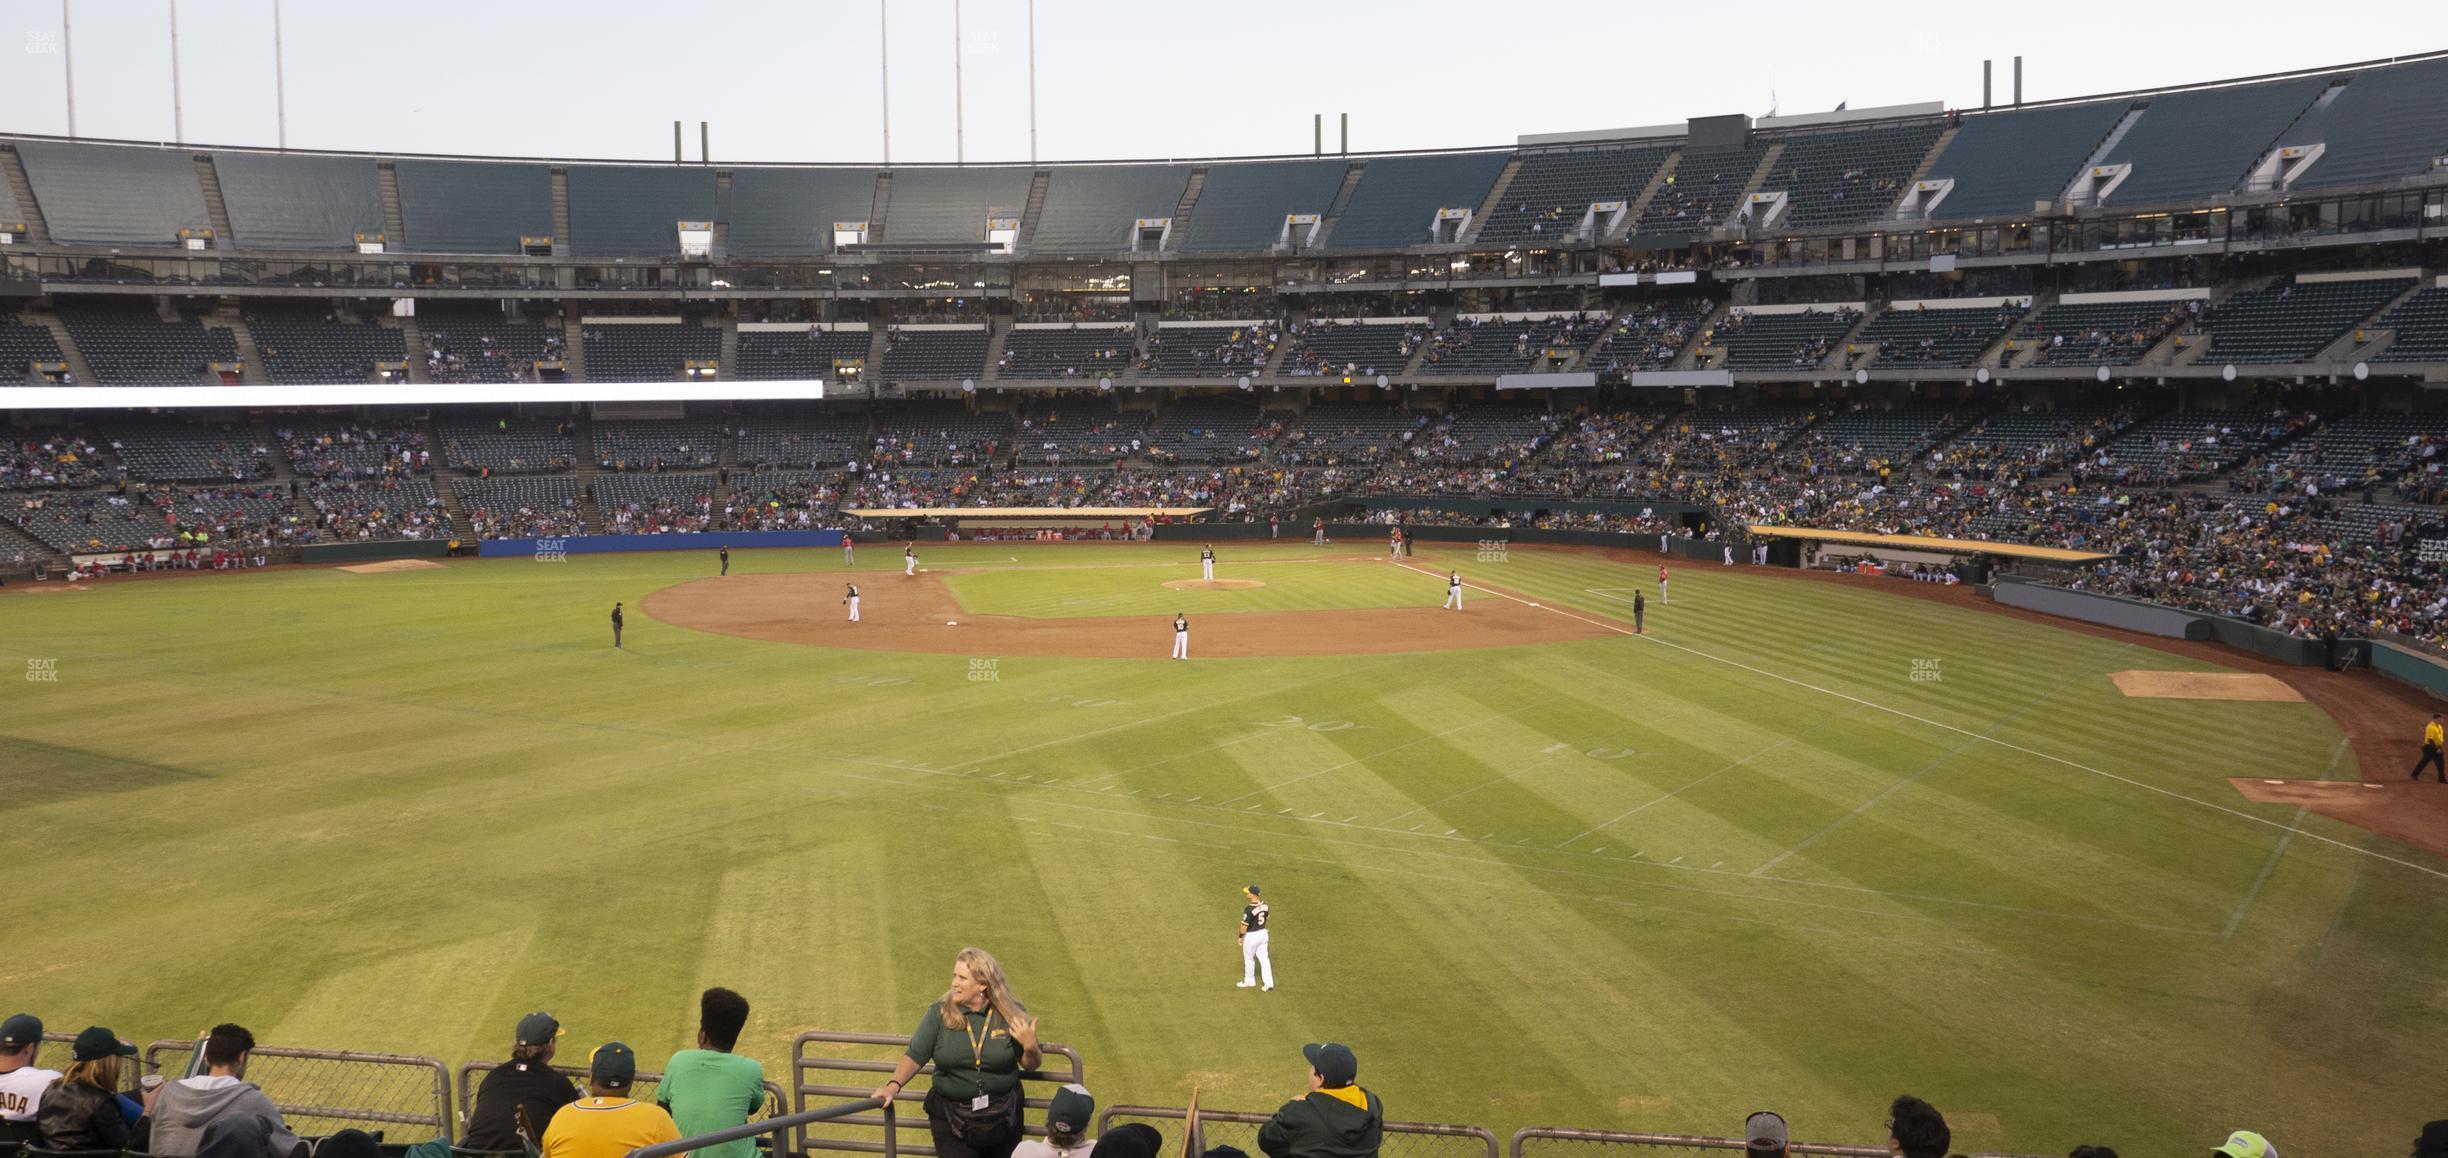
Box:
<box><xmin>2417</xmin><ymin>713</ymin><xmax>2447</xmax><ymax>783</ymax></box>
<box><xmin>1257</xmin><ymin>1043</ymin><xmax>1381</xmax><ymax>1158</ymax></box>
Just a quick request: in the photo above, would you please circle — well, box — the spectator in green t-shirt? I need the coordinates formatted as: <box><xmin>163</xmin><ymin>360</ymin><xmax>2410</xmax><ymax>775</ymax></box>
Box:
<box><xmin>656</xmin><ymin>988</ymin><xmax>766</xmax><ymax>1158</ymax></box>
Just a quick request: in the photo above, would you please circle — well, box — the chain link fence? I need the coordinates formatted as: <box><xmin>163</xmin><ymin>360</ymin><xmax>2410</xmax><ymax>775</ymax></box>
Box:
<box><xmin>1101</xmin><ymin>1104</ymin><xmax>1498</xmax><ymax>1158</ymax></box>
<box><xmin>454</xmin><ymin>1061</ymin><xmax>786</xmax><ymax>1136</ymax></box>
<box><xmin>789</xmin><ymin>1029</ymin><xmax>1086</xmax><ymax>1158</ymax></box>
<box><xmin>145</xmin><ymin>1040</ymin><xmax>452</xmax><ymax>1142</ymax></box>
<box><xmin>1512</xmin><ymin>1126</ymin><xmax>2053</xmax><ymax>1158</ymax></box>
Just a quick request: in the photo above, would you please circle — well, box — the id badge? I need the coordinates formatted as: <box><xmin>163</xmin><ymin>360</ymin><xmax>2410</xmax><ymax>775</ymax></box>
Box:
<box><xmin>971</xmin><ymin>1094</ymin><xmax>991</xmax><ymax>1111</ymax></box>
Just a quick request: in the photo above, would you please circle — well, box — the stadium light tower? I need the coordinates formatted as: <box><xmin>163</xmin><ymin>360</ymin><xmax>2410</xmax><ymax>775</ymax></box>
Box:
<box><xmin>1027</xmin><ymin>0</ymin><xmax>1037</xmax><ymax>163</ymax></box>
<box><xmin>273</xmin><ymin>0</ymin><xmax>288</xmax><ymax>149</ymax></box>
<box><xmin>60</xmin><ymin>0</ymin><xmax>76</xmax><ymax>138</ymax></box>
<box><xmin>953</xmin><ymin>0</ymin><xmax>965</xmax><ymax>164</ymax></box>
<box><xmin>168</xmin><ymin>0</ymin><xmax>183</xmax><ymax>144</ymax></box>
<box><xmin>879</xmin><ymin>0</ymin><xmax>891</xmax><ymax>165</ymax></box>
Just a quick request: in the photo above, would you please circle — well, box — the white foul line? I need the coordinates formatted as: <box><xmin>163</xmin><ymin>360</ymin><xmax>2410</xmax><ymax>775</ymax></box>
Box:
<box><xmin>1394</xmin><ymin>560</ymin><xmax>2448</xmax><ymax>884</ymax></box>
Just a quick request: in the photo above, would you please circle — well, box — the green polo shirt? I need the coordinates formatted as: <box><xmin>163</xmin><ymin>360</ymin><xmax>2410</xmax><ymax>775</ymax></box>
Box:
<box><xmin>656</xmin><ymin>1049</ymin><xmax>766</xmax><ymax>1158</ymax></box>
<box><xmin>905</xmin><ymin>1007</ymin><xmax>1023</xmax><ymax>1101</ymax></box>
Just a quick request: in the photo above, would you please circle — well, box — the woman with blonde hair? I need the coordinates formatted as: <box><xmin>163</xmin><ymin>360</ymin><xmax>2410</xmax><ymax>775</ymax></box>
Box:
<box><xmin>36</xmin><ymin>1027</ymin><xmax>137</xmax><ymax>1151</ymax></box>
<box><xmin>871</xmin><ymin>948</ymin><xmax>1043</xmax><ymax>1158</ymax></box>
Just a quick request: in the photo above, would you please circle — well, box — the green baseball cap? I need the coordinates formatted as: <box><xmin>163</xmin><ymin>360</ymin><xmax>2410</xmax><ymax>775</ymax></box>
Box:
<box><xmin>589</xmin><ymin>1042</ymin><xmax>637</xmax><ymax>1089</ymax></box>
<box><xmin>1302</xmin><ymin>1042</ymin><xmax>1357</xmax><ymax>1088</ymax></box>
<box><xmin>72</xmin><ymin>1027</ymin><xmax>137</xmax><ymax>1061</ymax></box>
<box><xmin>516</xmin><ymin>1012</ymin><xmax>563</xmax><ymax>1047</ymax></box>
<box><xmin>1047</xmin><ymin>1085</ymin><xmax>1094</xmax><ymax>1132</ymax></box>
<box><xmin>2212</xmin><ymin>1131</ymin><xmax>2276</xmax><ymax>1158</ymax></box>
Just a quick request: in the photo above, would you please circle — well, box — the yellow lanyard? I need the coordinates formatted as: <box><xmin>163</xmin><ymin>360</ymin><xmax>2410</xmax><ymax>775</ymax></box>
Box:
<box><xmin>965</xmin><ymin>1009</ymin><xmax>996</xmax><ymax>1071</ymax></box>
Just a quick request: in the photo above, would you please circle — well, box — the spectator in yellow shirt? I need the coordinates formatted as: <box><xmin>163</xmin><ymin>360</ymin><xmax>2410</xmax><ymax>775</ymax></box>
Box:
<box><xmin>541</xmin><ymin>1044</ymin><xmax>679</xmax><ymax>1158</ymax></box>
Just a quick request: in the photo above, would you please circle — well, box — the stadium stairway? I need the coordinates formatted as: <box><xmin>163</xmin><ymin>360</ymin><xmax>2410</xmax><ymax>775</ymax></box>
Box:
<box><xmin>416</xmin><ymin>416</ymin><xmax>471</xmax><ymax>537</ymax></box>
<box><xmin>549</xmin><ymin>168</ymin><xmax>571</xmax><ymax>256</ymax></box>
<box><xmin>1015</xmin><ymin>171</ymin><xmax>1052</xmax><ymax>251</ymax></box>
<box><xmin>1610</xmin><ymin>152</ymin><xmax>1680</xmax><ymax>241</ymax></box>
<box><xmin>1460</xmin><ymin>156</ymin><xmax>1524</xmax><ymax>246</ymax></box>
<box><xmin>563</xmin><ymin>315</ymin><xmax>588</xmax><ymax>380</ymax></box>
<box><xmin>2324</xmin><ymin>280</ymin><xmax>2429</xmax><ymax>365</ymax></box>
<box><xmin>712</xmin><ymin>171</ymin><xmax>732</xmax><ymax>256</ymax></box>
<box><xmin>1905</xmin><ymin>124</ymin><xmax>1960</xmax><ymax>187</ymax></box>
<box><xmin>1673</xmin><ymin>301</ymin><xmax>1732</xmax><ymax>369</ymax></box>
<box><xmin>219</xmin><ymin>307</ymin><xmax>266</xmax><ymax>384</ymax></box>
<box><xmin>982</xmin><ymin>321</ymin><xmax>1010</xmax><ymax>383</ymax></box>
<box><xmin>1978</xmin><ymin>299</ymin><xmax>2041</xmax><ymax>368</ymax></box>
<box><xmin>396</xmin><ymin>312</ymin><xmax>429</xmax><ymax>384</ymax></box>
<box><xmin>1307</xmin><ymin>162</ymin><xmax>1369</xmax><ymax>250</ymax></box>
<box><xmin>0</xmin><ymin>145</ymin><xmax>53</xmax><ymax>243</ymax></box>
<box><xmin>718</xmin><ymin>312</ymin><xmax>740</xmax><ymax>382</ymax></box>
<box><xmin>29</xmin><ymin>308</ymin><xmax>96</xmax><ymax>383</ymax></box>
<box><xmin>250</xmin><ymin>416</ymin><xmax>299</xmax><ymax>492</ymax></box>
<box><xmin>867</xmin><ymin>172</ymin><xmax>893</xmax><ymax>242</ymax></box>
<box><xmin>377</xmin><ymin>162</ymin><xmax>408</xmax><ymax>250</ymax></box>
<box><xmin>570</xmin><ymin>420</ymin><xmax>605</xmax><ymax>533</ymax></box>
<box><xmin>1168</xmin><ymin>167</ymin><xmax>1207</xmax><ymax>251</ymax></box>
<box><xmin>1825</xmin><ymin>309</ymin><xmax>1878</xmax><ymax>371</ymax></box>
<box><xmin>1736</xmin><ymin>141</ymin><xmax>1786</xmax><ymax>211</ymax></box>
<box><xmin>195</xmin><ymin>155</ymin><xmax>235</xmax><ymax>242</ymax></box>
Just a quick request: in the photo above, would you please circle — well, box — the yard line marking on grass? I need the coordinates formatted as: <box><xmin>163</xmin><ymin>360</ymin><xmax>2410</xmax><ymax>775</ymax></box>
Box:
<box><xmin>1396</xmin><ymin>561</ymin><xmax>2448</xmax><ymax>885</ymax></box>
<box><xmin>2223</xmin><ymin>734</ymin><xmax>2352</xmax><ymax>937</ymax></box>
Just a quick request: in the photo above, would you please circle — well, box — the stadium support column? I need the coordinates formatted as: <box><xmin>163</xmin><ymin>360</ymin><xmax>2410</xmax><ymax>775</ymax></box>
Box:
<box><xmin>1982</xmin><ymin>60</ymin><xmax>1991</xmax><ymax>109</ymax></box>
<box><xmin>1340</xmin><ymin>113</ymin><xmax>1348</xmax><ymax>156</ymax></box>
<box><xmin>1314</xmin><ymin>114</ymin><xmax>1321</xmax><ymax>157</ymax></box>
<box><xmin>675</xmin><ymin>121</ymin><xmax>683</xmax><ymax>164</ymax></box>
<box><xmin>2014</xmin><ymin>56</ymin><xmax>2023</xmax><ymax>106</ymax></box>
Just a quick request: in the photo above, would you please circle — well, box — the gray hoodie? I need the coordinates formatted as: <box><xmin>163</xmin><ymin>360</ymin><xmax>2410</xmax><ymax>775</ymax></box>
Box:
<box><xmin>147</xmin><ymin>1075</ymin><xmax>304</xmax><ymax>1158</ymax></box>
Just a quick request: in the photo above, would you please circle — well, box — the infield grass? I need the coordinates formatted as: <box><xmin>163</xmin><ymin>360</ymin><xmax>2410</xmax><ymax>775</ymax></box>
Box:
<box><xmin>4</xmin><ymin>541</ymin><xmax>2441</xmax><ymax>1157</ymax></box>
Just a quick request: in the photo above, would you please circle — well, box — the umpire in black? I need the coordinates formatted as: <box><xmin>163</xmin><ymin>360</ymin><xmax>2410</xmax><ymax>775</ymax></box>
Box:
<box><xmin>612</xmin><ymin>603</ymin><xmax>624</xmax><ymax>649</ymax></box>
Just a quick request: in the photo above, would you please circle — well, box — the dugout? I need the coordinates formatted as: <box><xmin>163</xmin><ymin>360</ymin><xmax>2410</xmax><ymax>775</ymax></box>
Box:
<box><xmin>1744</xmin><ymin>525</ymin><xmax>2113</xmax><ymax>583</ymax></box>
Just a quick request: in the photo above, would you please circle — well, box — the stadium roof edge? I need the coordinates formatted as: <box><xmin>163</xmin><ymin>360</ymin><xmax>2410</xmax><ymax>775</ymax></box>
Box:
<box><xmin>3</xmin><ymin>48</ymin><xmax>2441</xmax><ymax>171</ymax></box>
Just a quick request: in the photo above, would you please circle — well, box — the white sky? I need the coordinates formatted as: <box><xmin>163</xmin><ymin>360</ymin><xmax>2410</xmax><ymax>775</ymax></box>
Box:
<box><xmin>0</xmin><ymin>0</ymin><xmax>2432</xmax><ymax>164</ymax></box>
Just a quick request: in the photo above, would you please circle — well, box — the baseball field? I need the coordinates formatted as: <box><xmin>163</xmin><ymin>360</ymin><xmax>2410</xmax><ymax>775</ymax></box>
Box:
<box><xmin>6</xmin><ymin>540</ymin><xmax>2445</xmax><ymax>1156</ymax></box>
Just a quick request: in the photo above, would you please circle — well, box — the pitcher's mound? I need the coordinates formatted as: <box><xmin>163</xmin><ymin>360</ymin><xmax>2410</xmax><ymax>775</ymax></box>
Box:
<box><xmin>2110</xmin><ymin>670</ymin><xmax>2303</xmax><ymax>702</ymax></box>
<box><xmin>339</xmin><ymin>558</ymin><xmax>446</xmax><ymax>575</ymax></box>
<box><xmin>1163</xmin><ymin>578</ymin><xmax>1266</xmax><ymax>591</ymax></box>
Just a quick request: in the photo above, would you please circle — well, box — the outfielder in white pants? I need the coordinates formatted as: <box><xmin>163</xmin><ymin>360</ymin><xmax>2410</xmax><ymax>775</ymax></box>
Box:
<box><xmin>1444</xmin><ymin>572</ymin><xmax>1463</xmax><ymax>610</ymax></box>
<box><xmin>844</xmin><ymin>584</ymin><xmax>860</xmax><ymax>622</ymax></box>
<box><xmin>1201</xmin><ymin>545</ymin><xmax>1215</xmax><ymax>581</ymax></box>
<box><xmin>904</xmin><ymin>548</ymin><xmax>916</xmax><ymax>576</ymax></box>
<box><xmin>1237</xmin><ymin>885</ymin><xmax>1273</xmax><ymax>990</ymax></box>
<box><xmin>1172</xmin><ymin>614</ymin><xmax>1189</xmax><ymax>659</ymax></box>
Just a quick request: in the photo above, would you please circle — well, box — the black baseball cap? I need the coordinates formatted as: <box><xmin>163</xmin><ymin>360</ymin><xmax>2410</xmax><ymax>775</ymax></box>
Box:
<box><xmin>516</xmin><ymin>1012</ymin><xmax>563</xmax><ymax>1047</ymax></box>
<box><xmin>1302</xmin><ymin>1042</ymin><xmax>1357</xmax><ymax>1088</ymax></box>
<box><xmin>589</xmin><ymin>1042</ymin><xmax>637</xmax><ymax>1089</ymax></box>
<box><xmin>72</xmin><ymin>1027</ymin><xmax>138</xmax><ymax>1062</ymax></box>
<box><xmin>1047</xmin><ymin>1085</ymin><xmax>1095</xmax><ymax>1132</ymax></box>
<box><xmin>1245</xmin><ymin>884</ymin><xmax>1261</xmax><ymax>895</ymax></box>
<box><xmin>0</xmin><ymin>1013</ymin><xmax>41</xmax><ymax>1047</ymax></box>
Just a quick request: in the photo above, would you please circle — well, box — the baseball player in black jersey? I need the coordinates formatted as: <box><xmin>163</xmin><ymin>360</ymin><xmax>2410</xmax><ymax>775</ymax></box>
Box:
<box><xmin>1171</xmin><ymin>613</ymin><xmax>1189</xmax><ymax>659</ymax></box>
<box><xmin>611</xmin><ymin>603</ymin><xmax>624</xmax><ymax>648</ymax></box>
<box><xmin>844</xmin><ymin>583</ymin><xmax>860</xmax><ymax>622</ymax></box>
<box><xmin>719</xmin><ymin>545</ymin><xmax>730</xmax><ymax>576</ymax></box>
<box><xmin>1236</xmin><ymin>885</ymin><xmax>1273</xmax><ymax>990</ymax></box>
<box><xmin>1444</xmin><ymin>571</ymin><xmax>1463</xmax><ymax>610</ymax></box>
<box><xmin>1201</xmin><ymin>545</ymin><xmax>1216</xmax><ymax>581</ymax></box>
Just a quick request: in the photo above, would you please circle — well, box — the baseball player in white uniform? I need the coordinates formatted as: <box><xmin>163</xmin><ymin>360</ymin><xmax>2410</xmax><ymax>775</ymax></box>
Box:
<box><xmin>844</xmin><ymin>583</ymin><xmax>860</xmax><ymax>622</ymax></box>
<box><xmin>1201</xmin><ymin>545</ymin><xmax>1215</xmax><ymax>581</ymax></box>
<box><xmin>904</xmin><ymin>545</ymin><xmax>917</xmax><ymax>576</ymax></box>
<box><xmin>1171</xmin><ymin>613</ymin><xmax>1189</xmax><ymax>659</ymax></box>
<box><xmin>1236</xmin><ymin>885</ymin><xmax>1273</xmax><ymax>991</ymax></box>
<box><xmin>1444</xmin><ymin>571</ymin><xmax>1463</xmax><ymax>610</ymax></box>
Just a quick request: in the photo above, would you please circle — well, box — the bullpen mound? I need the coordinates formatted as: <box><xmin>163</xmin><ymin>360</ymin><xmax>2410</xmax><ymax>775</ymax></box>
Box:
<box><xmin>2110</xmin><ymin>670</ymin><xmax>2304</xmax><ymax>702</ymax></box>
<box><xmin>643</xmin><ymin>571</ymin><xmax>1611</xmax><ymax>658</ymax></box>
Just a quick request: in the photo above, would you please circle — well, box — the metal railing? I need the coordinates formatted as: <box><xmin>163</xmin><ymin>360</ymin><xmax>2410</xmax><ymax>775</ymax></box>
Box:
<box><xmin>789</xmin><ymin>1029</ymin><xmax>1086</xmax><ymax>1158</ymax></box>
<box><xmin>144</xmin><ymin>1039</ymin><xmax>454</xmax><ymax>1141</ymax></box>
<box><xmin>629</xmin><ymin>1096</ymin><xmax>889</xmax><ymax>1158</ymax></box>
<box><xmin>37</xmin><ymin>1032</ymin><xmax>143</xmax><ymax>1094</ymax></box>
<box><xmin>1511</xmin><ymin>1126</ymin><xmax>2054</xmax><ymax>1158</ymax></box>
<box><xmin>453</xmin><ymin>1060</ymin><xmax>788</xmax><ymax>1133</ymax></box>
<box><xmin>1101</xmin><ymin>1104</ymin><xmax>1499</xmax><ymax>1158</ymax></box>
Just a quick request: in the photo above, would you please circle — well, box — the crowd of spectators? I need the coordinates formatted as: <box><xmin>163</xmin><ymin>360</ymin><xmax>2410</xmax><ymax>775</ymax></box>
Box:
<box><xmin>2</xmin><ymin>432</ymin><xmax>106</xmax><ymax>490</ymax></box>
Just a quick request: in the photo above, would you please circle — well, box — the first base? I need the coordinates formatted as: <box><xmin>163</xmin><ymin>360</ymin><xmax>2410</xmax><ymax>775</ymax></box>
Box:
<box><xmin>946</xmin><ymin>620</ymin><xmax>958</xmax><ymax>626</ymax></box>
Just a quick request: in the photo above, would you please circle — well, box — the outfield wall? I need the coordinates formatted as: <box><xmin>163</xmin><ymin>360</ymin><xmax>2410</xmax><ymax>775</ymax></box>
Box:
<box><xmin>300</xmin><ymin>539</ymin><xmax>452</xmax><ymax>564</ymax></box>
<box><xmin>1990</xmin><ymin>578</ymin><xmax>2336</xmax><ymax>665</ymax></box>
<box><xmin>476</xmin><ymin>530</ymin><xmax>844</xmax><ymax>558</ymax></box>
<box><xmin>2371</xmin><ymin>637</ymin><xmax>2448</xmax><ymax>701</ymax></box>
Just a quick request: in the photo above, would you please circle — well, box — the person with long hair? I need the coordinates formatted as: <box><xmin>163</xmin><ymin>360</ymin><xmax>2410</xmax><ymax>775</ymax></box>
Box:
<box><xmin>36</xmin><ymin>1028</ymin><xmax>138</xmax><ymax>1151</ymax></box>
<box><xmin>870</xmin><ymin>949</ymin><xmax>1043</xmax><ymax>1158</ymax></box>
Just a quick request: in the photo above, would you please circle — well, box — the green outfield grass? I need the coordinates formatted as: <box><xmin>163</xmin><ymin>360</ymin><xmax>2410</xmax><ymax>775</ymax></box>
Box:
<box><xmin>5</xmin><ymin>541</ymin><xmax>2443</xmax><ymax>1156</ymax></box>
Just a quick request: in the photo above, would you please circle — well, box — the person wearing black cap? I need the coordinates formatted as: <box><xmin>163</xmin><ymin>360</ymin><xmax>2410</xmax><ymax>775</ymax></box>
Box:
<box><xmin>539</xmin><ymin>1043</ymin><xmax>679</xmax><ymax>1158</ymax></box>
<box><xmin>1237</xmin><ymin>886</ymin><xmax>1274</xmax><ymax>992</ymax></box>
<box><xmin>1090</xmin><ymin>1123</ymin><xmax>1163</xmax><ymax>1158</ymax></box>
<box><xmin>2415</xmin><ymin>714</ymin><xmax>2445</xmax><ymax>783</ymax></box>
<box><xmin>720</xmin><ymin>545</ymin><xmax>730</xmax><ymax>577</ymax></box>
<box><xmin>1256</xmin><ymin>1043</ymin><xmax>1381</xmax><ymax>1158</ymax></box>
<box><xmin>2413</xmin><ymin>1119</ymin><xmax>2448</xmax><ymax>1158</ymax></box>
<box><xmin>35</xmin><ymin>1027</ymin><xmax>139</xmax><ymax>1151</ymax></box>
<box><xmin>1742</xmin><ymin>1111</ymin><xmax>1786</xmax><ymax>1157</ymax></box>
<box><xmin>1012</xmin><ymin>1085</ymin><xmax>1095</xmax><ymax>1158</ymax></box>
<box><xmin>612</xmin><ymin>603</ymin><xmax>625</xmax><ymax>649</ymax></box>
<box><xmin>0</xmin><ymin>1013</ymin><xmax>59</xmax><ymax>1144</ymax></box>
<box><xmin>463</xmin><ymin>1012</ymin><xmax>581</xmax><ymax>1153</ymax></box>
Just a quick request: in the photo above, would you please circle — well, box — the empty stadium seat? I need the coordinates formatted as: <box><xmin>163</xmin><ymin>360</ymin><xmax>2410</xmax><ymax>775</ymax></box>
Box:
<box><xmin>1178</xmin><ymin>159</ymin><xmax>1347</xmax><ymax>253</ymax></box>
<box><xmin>583</xmin><ymin>322</ymin><xmax>720</xmax><ymax>381</ymax></box>
<box><xmin>881</xmin><ymin>328</ymin><xmax>990</xmax><ymax>381</ymax></box>
<box><xmin>1326</xmin><ymin>154</ymin><xmax>1508</xmax><ymax>251</ymax></box>
<box><xmin>738</xmin><ymin>328</ymin><xmax>870</xmax><ymax>382</ymax></box>
<box><xmin>1474</xmin><ymin>146</ymin><xmax>1672</xmax><ymax>247</ymax></box>
<box><xmin>59</xmin><ymin>302</ymin><xmax>239</xmax><ymax>385</ymax></box>
<box><xmin>1000</xmin><ymin>326</ymin><xmax>1133</xmax><ymax>380</ymax></box>
<box><xmin>1029</xmin><ymin>166</ymin><xmax>1193</xmax><ymax>255</ymax></box>
<box><xmin>2201</xmin><ymin>278</ymin><xmax>2411</xmax><ymax>364</ymax></box>
<box><xmin>244</xmin><ymin>304</ymin><xmax>407</xmax><ymax>384</ymax></box>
